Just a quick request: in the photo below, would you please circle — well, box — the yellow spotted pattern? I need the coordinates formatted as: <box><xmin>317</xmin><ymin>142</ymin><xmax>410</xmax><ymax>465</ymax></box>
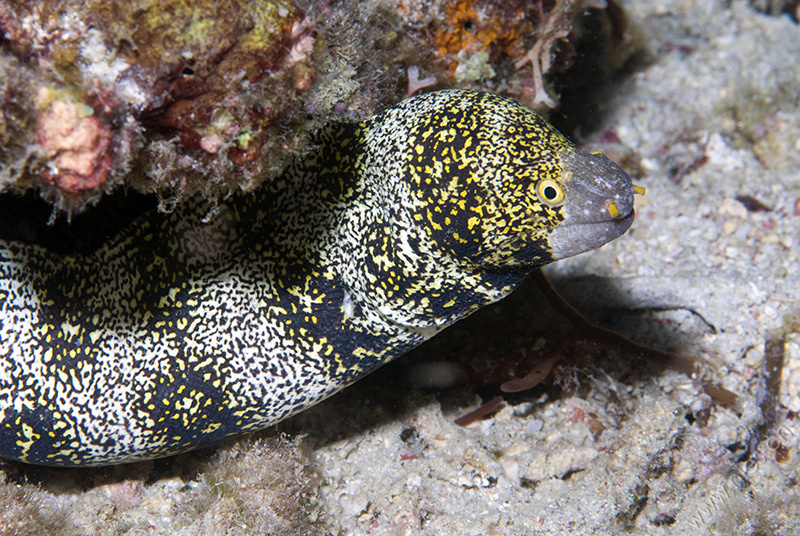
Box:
<box><xmin>0</xmin><ymin>90</ymin><xmax>621</xmax><ymax>466</ymax></box>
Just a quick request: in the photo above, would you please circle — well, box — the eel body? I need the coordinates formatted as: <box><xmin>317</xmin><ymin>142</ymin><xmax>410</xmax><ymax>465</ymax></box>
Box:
<box><xmin>0</xmin><ymin>90</ymin><xmax>635</xmax><ymax>466</ymax></box>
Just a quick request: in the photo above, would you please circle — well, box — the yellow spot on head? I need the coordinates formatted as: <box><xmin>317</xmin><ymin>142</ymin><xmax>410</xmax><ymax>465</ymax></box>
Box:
<box><xmin>607</xmin><ymin>201</ymin><xmax>620</xmax><ymax>218</ymax></box>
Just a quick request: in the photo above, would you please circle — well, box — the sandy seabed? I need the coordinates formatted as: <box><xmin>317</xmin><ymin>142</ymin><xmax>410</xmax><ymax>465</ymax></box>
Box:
<box><xmin>2</xmin><ymin>1</ymin><xmax>799</xmax><ymax>535</ymax></box>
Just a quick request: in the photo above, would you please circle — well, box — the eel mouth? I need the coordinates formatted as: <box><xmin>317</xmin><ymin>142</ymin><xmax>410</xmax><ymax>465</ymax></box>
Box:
<box><xmin>548</xmin><ymin>149</ymin><xmax>638</xmax><ymax>260</ymax></box>
<box><xmin>549</xmin><ymin>209</ymin><xmax>635</xmax><ymax>260</ymax></box>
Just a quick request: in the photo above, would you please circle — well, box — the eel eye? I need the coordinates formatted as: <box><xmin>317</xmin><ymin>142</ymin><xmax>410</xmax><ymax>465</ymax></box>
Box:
<box><xmin>536</xmin><ymin>179</ymin><xmax>565</xmax><ymax>206</ymax></box>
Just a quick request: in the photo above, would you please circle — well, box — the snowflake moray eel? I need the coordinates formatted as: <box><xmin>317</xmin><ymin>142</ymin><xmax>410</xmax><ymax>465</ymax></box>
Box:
<box><xmin>0</xmin><ymin>90</ymin><xmax>636</xmax><ymax>466</ymax></box>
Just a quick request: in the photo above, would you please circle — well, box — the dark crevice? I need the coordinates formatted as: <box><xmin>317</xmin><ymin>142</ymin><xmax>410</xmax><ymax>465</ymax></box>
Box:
<box><xmin>0</xmin><ymin>188</ymin><xmax>157</xmax><ymax>255</ymax></box>
<box><xmin>550</xmin><ymin>3</ymin><xmax>651</xmax><ymax>140</ymax></box>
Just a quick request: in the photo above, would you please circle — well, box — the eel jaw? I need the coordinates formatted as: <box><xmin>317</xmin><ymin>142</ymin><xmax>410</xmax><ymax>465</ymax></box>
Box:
<box><xmin>548</xmin><ymin>149</ymin><xmax>636</xmax><ymax>260</ymax></box>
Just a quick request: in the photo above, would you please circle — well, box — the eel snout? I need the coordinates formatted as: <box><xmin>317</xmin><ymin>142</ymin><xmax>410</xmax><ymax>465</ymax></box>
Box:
<box><xmin>548</xmin><ymin>149</ymin><xmax>639</xmax><ymax>260</ymax></box>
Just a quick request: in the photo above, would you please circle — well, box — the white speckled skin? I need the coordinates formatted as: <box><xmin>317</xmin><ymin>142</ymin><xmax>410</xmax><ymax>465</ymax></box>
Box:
<box><xmin>0</xmin><ymin>90</ymin><xmax>633</xmax><ymax>466</ymax></box>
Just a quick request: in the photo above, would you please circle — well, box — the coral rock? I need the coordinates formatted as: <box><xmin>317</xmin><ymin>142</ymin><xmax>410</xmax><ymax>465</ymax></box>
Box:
<box><xmin>36</xmin><ymin>98</ymin><xmax>113</xmax><ymax>195</ymax></box>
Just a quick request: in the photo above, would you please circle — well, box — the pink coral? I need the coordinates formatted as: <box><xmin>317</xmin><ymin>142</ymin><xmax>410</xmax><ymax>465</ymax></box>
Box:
<box><xmin>36</xmin><ymin>98</ymin><xmax>113</xmax><ymax>195</ymax></box>
<box><xmin>200</xmin><ymin>133</ymin><xmax>223</xmax><ymax>154</ymax></box>
<box><xmin>406</xmin><ymin>65</ymin><xmax>437</xmax><ymax>97</ymax></box>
